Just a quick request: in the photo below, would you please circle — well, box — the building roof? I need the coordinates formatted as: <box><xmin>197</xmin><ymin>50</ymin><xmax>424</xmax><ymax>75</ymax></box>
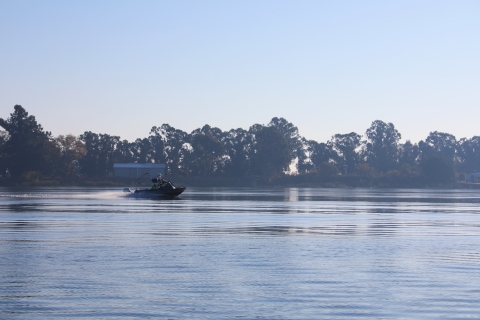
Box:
<box><xmin>113</xmin><ymin>163</ymin><xmax>165</xmax><ymax>168</ymax></box>
<box><xmin>466</xmin><ymin>172</ymin><xmax>480</xmax><ymax>177</ymax></box>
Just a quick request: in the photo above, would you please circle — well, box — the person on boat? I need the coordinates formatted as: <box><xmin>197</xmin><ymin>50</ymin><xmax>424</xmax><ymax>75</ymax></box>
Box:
<box><xmin>157</xmin><ymin>176</ymin><xmax>167</xmax><ymax>188</ymax></box>
<box><xmin>151</xmin><ymin>183</ymin><xmax>157</xmax><ymax>190</ymax></box>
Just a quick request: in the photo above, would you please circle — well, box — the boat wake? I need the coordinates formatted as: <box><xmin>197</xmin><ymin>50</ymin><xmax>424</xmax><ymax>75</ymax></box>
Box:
<box><xmin>0</xmin><ymin>190</ymin><xmax>125</xmax><ymax>200</ymax></box>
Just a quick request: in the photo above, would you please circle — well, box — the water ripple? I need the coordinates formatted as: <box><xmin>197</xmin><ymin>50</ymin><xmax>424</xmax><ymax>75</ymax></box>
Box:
<box><xmin>1</xmin><ymin>187</ymin><xmax>480</xmax><ymax>319</ymax></box>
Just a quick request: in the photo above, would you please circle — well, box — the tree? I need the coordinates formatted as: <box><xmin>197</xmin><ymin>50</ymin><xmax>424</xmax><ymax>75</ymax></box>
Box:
<box><xmin>248</xmin><ymin>123</ymin><xmax>265</xmax><ymax>134</ymax></box>
<box><xmin>0</xmin><ymin>130</ymin><xmax>7</xmax><ymax>148</ymax></box>
<box><xmin>419</xmin><ymin>131</ymin><xmax>457</xmax><ymax>164</ymax></box>
<box><xmin>251</xmin><ymin>126</ymin><xmax>291</xmax><ymax>177</ymax></box>
<box><xmin>132</xmin><ymin>138</ymin><xmax>154</xmax><ymax>163</ymax></box>
<box><xmin>148</xmin><ymin>134</ymin><xmax>166</xmax><ymax>164</ymax></box>
<box><xmin>328</xmin><ymin>132</ymin><xmax>361</xmax><ymax>174</ymax></box>
<box><xmin>355</xmin><ymin>163</ymin><xmax>375</xmax><ymax>178</ymax></box>
<box><xmin>0</xmin><ymin>105</ymin><xmax>54</xmax><ymax>176</ymax></box>
<box><xmin>0</xmin><ymin>130</ymin><xmax>8</xmax><ymax>173</ymax></box>
<box><xmin>399</xmin><ymin>140</ymin><xmax>419</xmax><ymax>168</ymax></box>
<box><xmin>363</xmin><ymin>120</ymin><xmax>401</xmax><ymax>172</ymax></box>
<box><xmin>113</xmin><ymin>139</ymin><xmax>136</xmax><ymax>164</ymax></box>
<box><xmin>150</xmin><ymin>124</ymin><xmax>190</xmax><ymax>175</ymax></box>
<box><xmin>79</xmin><ymin>132</ymin><xmax>120</xmax><ymax>177</ymax></box>
<box><xmin>222</xmin><ymin>128</ymin><xmax>254</xmax><ymax>177</ymax></box>
<box><xmin>191</xmin><ymin>124</ymin><xmax>225</xmax><ymax>142</ymax></box>
<box><xmin>317</xmin><ymin>162</ymin><xmax>340</xmax><ymax>177</ymax></box>
<box><xmin>189</xmin><ymin>133</ymin><xmax>225</xmax><ymax>176</ymax></box>
<box><xmin>54</xmin><ymin>134</ymin><xmax>87</xmax><ymax>177</ymax></box>
<box><xmin>457</xmin><ymin>136</ymin><xmax>480</xmax><ymax>174</ymax></box>
<box><xmin>302</xmin><ymin>141</ymin><xmax>334</xmax><ymax>174</ymax></box>
<box><xmin>188</xmin><ymin>125</ymin><xmax>227</xmax><ymax>175</ymax></box>
<box><xmin>421</xmin><ymin>155</ymin><xmax>455</xmax><ymax>184</ymax></box>
<box><xmin>268</xmin><ymin>118</ymin><xmax>303</xmax><ymax>170</ymax></box>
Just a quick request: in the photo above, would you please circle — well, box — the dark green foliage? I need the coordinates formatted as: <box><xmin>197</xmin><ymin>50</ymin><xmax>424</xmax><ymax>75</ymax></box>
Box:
<box><xmin>188</xmin><ymin>133</ymin><xmax>225</xmax><ymax>176</ymax></box>
<box><xmin>328</xmin><ymin>132</ymin><xmax>361</xmax><ymax>174</ymax></box>
<box><xmin>355</xmin><ymin>163</ymin><xmax>375</xmax><ymax>178</ymax></box>
<box><xmin>317</xmin><ymin>162</ymin><xmax>340</xmax><ymax>177</ymax></box>
<box><xmin>3</xmin><ymin>104</ymin><xmax>480</xmax><ymax>185</ymax></box>
<box><xmin>457</xmin><ymin>136</ymin><xmax>480</xmax><ymax>174</ymax></box>
<box><xmin>364</xmin><ymin>120</ymin><xmax>401</xmax><ymax>172</ymax></box>
<box><xmin>399</xmin><ymin>140</ymin><xmax>419</xmax><ymax>168</ymax></box>
<box><xmin>302</xmin><ymin>141</ymin><xmax>333</xmax><ymax>174</ymax></box>
<box><xmin>421</xmin><ymin>156</ymin><xmax>455</xmax><ymax>184</ymax></box>
<box><xmin>0</xmin><ymin>130</ymin><xmax>7</xmax><ymax>173</ymax></box>
<box><xmin>79</xmin><ymin>132</ymin><xmax>120</xmax><ymax>177</ymax></box>
<box><xmin>0</xmin><ymin>105</ymin><xmax>53</xmax><ymax>177</ymax></box>
<box><xmin>251</xmin><ymin>126</ymin><xmax>292</xmax><ymax>177</ymax></box>
<box><xmin>150</xmin><ymin>124</ymin><xmax>190</xmax><ymax>176</ymax></box>
<box><xmin>419</xmin><ymin>131</ymin><xmax>457</xmax><ymax>163</ymax></box>
<box><xmin>222</xmin><ymin>128</ymin><xmax>254</xmax><ymax>177</ymax></box>
<box><xmin>113</xmin><ymin>139</ymin><xmax>136</xmax><ymax>164</ymax></box>
<box><xmin>268</xmin><ymin>117</ymin><xmax>303</xmax><ymax>159</ymax></box>
<box><xmin>54</xmin><ymin>135</ymin><xmax>86</xmax><ymax>177</ymax></box>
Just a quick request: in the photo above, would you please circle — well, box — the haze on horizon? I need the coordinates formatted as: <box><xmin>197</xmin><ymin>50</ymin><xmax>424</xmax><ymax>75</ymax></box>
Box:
<box><xmin>1</xmin><ymin>0</ymin><xmax>479</xmax><ymax>143</ymax></box>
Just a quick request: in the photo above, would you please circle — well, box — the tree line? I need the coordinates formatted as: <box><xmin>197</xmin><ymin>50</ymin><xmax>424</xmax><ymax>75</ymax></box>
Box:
<box><xmin>1</xmin><ymin>105</ymin><xmax>479</xmax><ymax>185</ymax></box>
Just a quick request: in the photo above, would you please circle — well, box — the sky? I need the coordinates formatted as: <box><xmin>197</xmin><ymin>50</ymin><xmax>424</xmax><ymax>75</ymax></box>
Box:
<box><xmin>1</xmin><ymin>0</ymin><xmax>479</xmax><ymax>143</ymax></box>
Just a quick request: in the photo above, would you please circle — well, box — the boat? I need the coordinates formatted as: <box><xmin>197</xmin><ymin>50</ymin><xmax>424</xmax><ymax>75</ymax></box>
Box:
<box><xmin>123</xmin><ymin>173</ymin><xmax>186</xmax><ymax>198</ymax></box>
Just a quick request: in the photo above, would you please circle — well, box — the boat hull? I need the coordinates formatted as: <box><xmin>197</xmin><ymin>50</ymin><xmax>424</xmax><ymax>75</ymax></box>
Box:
<box><xmin>125</xmin><ymin>187</ymin><xmax>186</xmax><ymax>198</ymax></box>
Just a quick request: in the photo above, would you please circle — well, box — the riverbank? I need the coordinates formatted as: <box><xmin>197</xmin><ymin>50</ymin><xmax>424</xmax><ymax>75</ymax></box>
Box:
<box><xmin>1</xmin><ymin>175</ymin><xmax>479</xmax><ymax>189</ymax></box>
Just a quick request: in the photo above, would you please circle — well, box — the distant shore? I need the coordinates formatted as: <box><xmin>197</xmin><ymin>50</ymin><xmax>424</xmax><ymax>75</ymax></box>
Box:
<box><xmin>1</xmin><ymin>176</ymin><xmax>479</xmax><ymax>189</ymax></box>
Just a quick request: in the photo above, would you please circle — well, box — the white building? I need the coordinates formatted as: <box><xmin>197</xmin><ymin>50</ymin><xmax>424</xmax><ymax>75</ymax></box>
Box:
<box><xmin>113</xmin><ymin>163</ymin><xmax>165</xmax><ymax>178</ymax></box>
<box><xmin>465</xmin><ymin>172</ymin><xmax>480</xmax><ymax>183</ymax></box>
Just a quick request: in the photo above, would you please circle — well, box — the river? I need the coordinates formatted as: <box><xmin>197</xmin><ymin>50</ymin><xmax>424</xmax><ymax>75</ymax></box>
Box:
<box><xmin>1</xmin><ymin>187</ymin><xmax>479</xmax><ymax>319</ymax></box>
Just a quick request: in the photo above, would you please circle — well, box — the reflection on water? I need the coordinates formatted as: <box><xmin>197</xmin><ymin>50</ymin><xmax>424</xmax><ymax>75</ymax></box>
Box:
<box><xmin>1</xmin><ymin>187</ymin><xmax>480</xmax><ymax>319</ymax></box>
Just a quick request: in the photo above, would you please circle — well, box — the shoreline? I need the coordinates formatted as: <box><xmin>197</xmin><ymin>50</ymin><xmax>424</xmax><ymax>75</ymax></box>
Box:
<box><xmin>1</xmin><ymin>176</ymin><xmax>479</xmax><ymax>189</ymax></box>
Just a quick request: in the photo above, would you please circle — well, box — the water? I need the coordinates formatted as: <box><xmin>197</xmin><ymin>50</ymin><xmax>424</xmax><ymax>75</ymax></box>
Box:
<box><xmin>1</xmin><ymin>187</ymin><xmax>480</xmax><ymax>319</ymax></box>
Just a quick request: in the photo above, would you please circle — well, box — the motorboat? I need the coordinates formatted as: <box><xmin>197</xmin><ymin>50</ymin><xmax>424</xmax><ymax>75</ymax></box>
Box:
<box><xmin>123</xmin><ymin>173</ymin><xmax>186</xmax><ymax>198</ymax></box>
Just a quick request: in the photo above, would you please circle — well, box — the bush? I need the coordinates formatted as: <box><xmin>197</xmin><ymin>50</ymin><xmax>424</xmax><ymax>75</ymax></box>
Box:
<box><xmin>20</xmin><ymin>171</ymin><xmax>42</xmax><ymax>183</ymax></box>
<box><xmin>318</xmin><ymin>162</ymin><xmax>340</xmax><ymax>177</ymax></box>
<box><xmin>355</xmin><ymin>163</ymin><xmax>375</xmax><ymax>177</ymax></box>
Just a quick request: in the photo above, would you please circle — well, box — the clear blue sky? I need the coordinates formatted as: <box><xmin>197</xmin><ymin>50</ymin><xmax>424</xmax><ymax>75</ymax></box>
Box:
<box><xmin>1</xmin><ymin>0</ymin><xmax>479</xmax><ymax>143</ymax></box>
